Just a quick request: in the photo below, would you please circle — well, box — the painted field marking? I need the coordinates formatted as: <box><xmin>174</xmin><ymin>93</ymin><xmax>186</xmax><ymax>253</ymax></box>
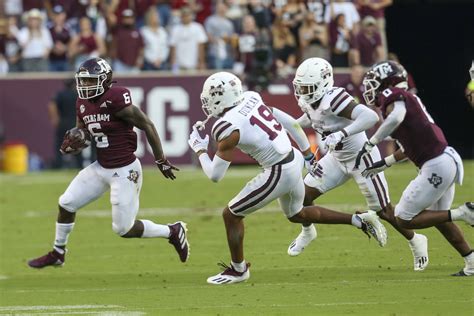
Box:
<box><xmin>0</xmin><ymin>305</ymin><xmax>121</xmax><ymax>312</ymax></box>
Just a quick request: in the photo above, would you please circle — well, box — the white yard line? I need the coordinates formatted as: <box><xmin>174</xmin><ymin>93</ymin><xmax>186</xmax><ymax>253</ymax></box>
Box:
<box><xmin>0</xmin><ymin>305</ymin><xmax>121</xmax><ymax>312</ymax></box>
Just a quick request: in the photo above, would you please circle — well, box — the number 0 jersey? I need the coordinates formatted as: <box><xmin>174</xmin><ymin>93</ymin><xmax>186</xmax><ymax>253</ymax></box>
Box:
<box><xmin>377</xmin><ymin>87</ymin><xmax>447</xmax><ymax>168</ymax></box>
<box><xmin>304</xmin><ymin>86</ymin><xmax>368</xmax><ymax>162</ymax></box>
<box><xmin>76</xmin><ymin>86</ymin><xmax>137</xmax><ymax>168</ymax></box>
<box><xmin>211</xmin><ymin>91</ymin><xmax>292</xmax><ymax>168</ymax></box>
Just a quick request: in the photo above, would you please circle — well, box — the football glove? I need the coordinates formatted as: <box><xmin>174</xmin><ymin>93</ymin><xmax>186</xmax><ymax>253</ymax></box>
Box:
<box><xmin>155</xmin><ymin>158</ymin><xmax>179</xmax><ymax>180</ymax></box>
<box><xmin>354</xmin><ymin>141</ymin><xmax>375</xmax><ymax>170</ymax></box>
<box><xmin>188</xmin><ymin>127</ymin><xmax>209</xmax><ymax>153</ymax></box>
<box><xmin>361</xmin><ymin>155</ymin><xmax>397</xmax><ymax>178</ymax></box>
<box><xmin>325</xmin><ymin>131</ymin><xmax>345</xmax><ymax>152</ymax></box>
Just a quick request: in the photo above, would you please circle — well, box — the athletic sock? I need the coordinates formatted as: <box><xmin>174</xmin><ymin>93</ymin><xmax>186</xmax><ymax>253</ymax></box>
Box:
<box><xmin>302</xmin><ymin>225</ymin><xmax>314</xmax><ymax>233</ymax></box>
<box><xmin>450</xmin><ymin>208</ymin><xmax>461</xmax><ymax>221</ymax></box>
<box><xmin>140</xmin><ymin>219</ymin><xmax>170</xmax><ymax>238</ymax></box>
<box><xmin>54</xmin><ymin>222</ymin><xmax>74</xmax><ymax>251</ymax></box>
<box><xmin>463</xmin><ymin>251</ymin><xmax>473</xmax><ymax>259</ymax></box>
<box><xmin>351</xmin><ymin>214</ymin><xmax>362</xmax><ymax>228</ymax></box>
<box><xmin>408</xmin><ymin>233</ymin><xmax>420</xmax><ymax>245</ymax></box>
<box><xmin>231</xmin><ymin>260</ymin><xmax>247</xmax><ymax>273</ymax></box>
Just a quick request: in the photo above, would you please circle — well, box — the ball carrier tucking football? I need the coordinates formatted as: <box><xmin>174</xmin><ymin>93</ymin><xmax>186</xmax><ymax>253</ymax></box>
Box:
<box><xmin>28</xmin><ymin>58</ymin><xmax>190</xmax><ymax>268</ymax></box>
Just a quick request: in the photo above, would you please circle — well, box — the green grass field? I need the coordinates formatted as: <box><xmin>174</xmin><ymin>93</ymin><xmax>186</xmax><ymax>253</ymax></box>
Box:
<box><xmin>0</xmin><ymin>162</ymin><xmax>473</xmax><ymax>315</ymax></box>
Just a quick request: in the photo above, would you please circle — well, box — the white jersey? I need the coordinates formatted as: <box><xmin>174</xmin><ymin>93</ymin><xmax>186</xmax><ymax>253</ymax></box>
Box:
<box><xmin>304</xmin><ymin>86</ymin><xmax>368</xmax><ymax>161</ymax></box>
<box><xmin>211</xmin><ymin>91</ymin><xmax>292</xmax><ymax>168</ymax></box>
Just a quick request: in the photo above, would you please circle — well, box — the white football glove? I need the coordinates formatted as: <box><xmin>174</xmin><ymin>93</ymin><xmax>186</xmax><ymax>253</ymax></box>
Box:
<box><xmin>188</xmin><ymin>127</ymin><xmax>209</xmax><ymax>153</ymax></box>
<box><xmin>361</xmin><ymin>155</ymin><xmax>397</xmax><ymax>178</ymax></box>
<box><xmin>354</xmin><ymin>140</ymin><xmax>375</xmax><ymax>170</ymax></box>
<box><xmin>325</xmin><ymin>131</ymin><xmax>345</xmax><ymax>151</ymax></box>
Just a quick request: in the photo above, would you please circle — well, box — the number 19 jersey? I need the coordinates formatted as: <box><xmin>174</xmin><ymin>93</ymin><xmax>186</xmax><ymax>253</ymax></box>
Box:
<box><xmin>211</xmin><ymin>91</ymin><xmax>292</xmax><ymax>168</ymax></box>
<box><xmin>76</xmin><ymin>86</ymin><xmax>137</xmax><ymax>168</ymax></box>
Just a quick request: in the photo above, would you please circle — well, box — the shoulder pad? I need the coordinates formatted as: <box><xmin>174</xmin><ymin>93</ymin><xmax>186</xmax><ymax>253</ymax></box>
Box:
<box><xmin>321</xmin><ymin>87</ymin><xmax>354</xmax><ymax>113</ymax></box>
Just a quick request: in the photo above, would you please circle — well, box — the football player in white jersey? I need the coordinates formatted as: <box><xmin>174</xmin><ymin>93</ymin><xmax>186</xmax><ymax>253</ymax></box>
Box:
<box><xmin>188</xmin><ymin>72</ymin><xmax>387</xmax><ymax>285</ymax></box>
<box><xmin>287</xmin><ymin>58</ymin><xmax>429</xmax><ymax>271</ymax></box>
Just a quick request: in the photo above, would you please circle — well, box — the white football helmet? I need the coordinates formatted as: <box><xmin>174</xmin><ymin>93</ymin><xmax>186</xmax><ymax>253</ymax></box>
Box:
<box><xmin>200</xmin><ymin>72</ymin><xmax>244</xmax><ymax>118</ymax></box>
<box><xmin>293</xmin><ymin>58</ymin><xmax>334</xmax><ymax>108</ymax></box>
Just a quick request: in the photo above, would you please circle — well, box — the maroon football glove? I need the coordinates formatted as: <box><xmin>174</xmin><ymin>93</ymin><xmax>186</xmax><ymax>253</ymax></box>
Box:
<box><xmin>155</xmin><ymin>158</ymin><xmax>179</xmax><ymax>180</ymax></box>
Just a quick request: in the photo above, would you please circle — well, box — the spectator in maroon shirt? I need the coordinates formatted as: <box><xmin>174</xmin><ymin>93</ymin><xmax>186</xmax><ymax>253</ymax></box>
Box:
<box><xmin>112</xmin><ymin>9</ymin><xmax>144</xmax><ymax>73</ymax></box>
<box><xmin>328</xmin><ymin>13</ymin><xmax>350</xmax><ymax>67</ymax></box>
<box><xmin>48</xmin><ymin>5</ymin><xmax>71</xmax><ymax>72</ymax></box>
<box><xmin>68</xmin><ymin>17</ymin><xmax>106</xmax><ymax>70</ymax></box>
<box><xmin>350</xmin><ymin>15</ymin><xmax>384</xmax><ymax>67</ymax></box>
<box><xmin>356</xmin><ymin>0</ymin><xmax>392</xmax><ymax>55</ymax></box>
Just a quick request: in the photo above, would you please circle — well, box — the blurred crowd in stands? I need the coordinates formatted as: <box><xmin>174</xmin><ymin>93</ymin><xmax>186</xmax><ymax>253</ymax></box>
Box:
<box><xmin>0</xmin><ymin>0</ymin><xmax>394</xmax><ymax>85</ymax></box>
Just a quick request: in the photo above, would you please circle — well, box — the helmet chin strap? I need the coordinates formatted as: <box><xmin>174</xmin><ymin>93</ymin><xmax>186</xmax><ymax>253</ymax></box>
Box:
<box><xmin>193</xmin><ymin>115</ymin><xmax>211</xmax><ymax>131</ymax></box>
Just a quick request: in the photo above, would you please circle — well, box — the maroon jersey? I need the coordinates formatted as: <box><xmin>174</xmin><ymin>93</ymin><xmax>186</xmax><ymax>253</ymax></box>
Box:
<box><xmin>377</xmin><ymin>87</ymin><xmax>447</xmax><ymax>168</ymax></box>
<box><xmin>76</xmin><ymin>86</ymin><xmax>137</xmax><ymax>168</ymax></box>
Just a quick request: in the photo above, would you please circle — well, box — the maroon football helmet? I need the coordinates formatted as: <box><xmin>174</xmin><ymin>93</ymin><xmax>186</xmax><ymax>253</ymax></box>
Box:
<box><xmin>363</xmin><ymin>60</ymin><xmax>408</xmax><ymax>106</ymax></box>
<box><xmin>75</xmin><ymin>57</ymin><xmax>113</xmax><ymax>99</ymax></box>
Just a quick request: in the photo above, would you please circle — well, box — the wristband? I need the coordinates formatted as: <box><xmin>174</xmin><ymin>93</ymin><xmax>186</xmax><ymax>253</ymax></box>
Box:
<box><xmin>384</xmin><ymin>154</ymin><xmax>397</xmax><ymax>167</ymax></box>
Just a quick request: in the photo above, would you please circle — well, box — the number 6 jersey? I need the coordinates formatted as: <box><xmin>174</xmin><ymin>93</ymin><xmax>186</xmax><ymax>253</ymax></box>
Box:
<box><xmin>211</xmin><ymin>91</ymin><xmax>292</xmax><ymax>168</ymax></box>
<box><xmin>76</xmin><ymin>86</ymin><xmax>137</xmax><ymax>168</ymax></box>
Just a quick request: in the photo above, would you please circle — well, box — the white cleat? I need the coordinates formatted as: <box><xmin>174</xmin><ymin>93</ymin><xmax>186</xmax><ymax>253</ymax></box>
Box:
<box><xmin>456</xmin><ymin>202</ymin><xmax>474</xmax><ymax>226</ymax></box>
<box><xmin>358</xmin><ymin>210</ymin><xmax>387</xmax><ymax>247</ymax></box>
<box><xmin>409</xmin><ymin>233</ymin><xmax>429</xmax><ymax>271</ymax></box>
<box><xmin>207</xmin><ymin>262</ymin><xmax>250</xmax><ymax>285</ymax></box>
<box><xmin>452</xmin><ymin>252</ymin><xmax>474</xmax><ymax>277</ymax></box>
<box><xmin>287</xmin><ymin>225</ymin><xmax>317</xmax><ymax>256</ymax></box>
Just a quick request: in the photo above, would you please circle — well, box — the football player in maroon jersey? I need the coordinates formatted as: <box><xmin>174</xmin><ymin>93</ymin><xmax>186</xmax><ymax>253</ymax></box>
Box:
<box><xmin>28</xmin><ymin>58</ymin><xmax>189</xmax><ymax>268</ymax></box>
<box><xmin>355</xmin><ymin>60</ymin><xmax>473</xmax><ymax>276</ymax></box>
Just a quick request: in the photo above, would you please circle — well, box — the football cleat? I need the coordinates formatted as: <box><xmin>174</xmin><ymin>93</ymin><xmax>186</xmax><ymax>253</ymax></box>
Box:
<box><xmin>28</xmin><ymin>249</ymin><xmax>65</xmax><ymax>269</ymax></box>
<box><xmin>408</xmin><ymin>234</ymin><xmax>429</xmax><ymax>271</ymax></box>
<box><xmin>457</xmin><ymin>202</ymin><xmax>474</xmax><ymax>226</ymax></box>
<box><xmin>287</xmin><ymin>225</ymin><xmax>317</xmax><ymax>256</ymax></box>
<box><xmin>451</xmin><ymin>253</ymin><xmax>474</xmax><ymax>277</ymax></box>
<box><xmin>168</xmin><ymin>221</ymin><xmax>190</xmax><ymax>263</ymax></box>
<box><xmin>207</xmin><ymin>262</ymin><xmax>250</xmax><ymax>285</ymax></box>
<box><xmin>358</xmin><ymin>210</ymin><xmax>387</xmax><ymax>247</ymax></box>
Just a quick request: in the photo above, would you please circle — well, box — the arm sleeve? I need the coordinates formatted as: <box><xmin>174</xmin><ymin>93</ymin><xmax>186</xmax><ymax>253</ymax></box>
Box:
<box><xmin>342</xmin><ymin>104</ymin><xmax>379</xmax><ymax>137</ymax></box>
<box><xmin>198</xmin><ymin>153</ymin><xmax>231</xmax><ymax>183</ymax></box>
<box><xmin>369</xmin><ymin>101</ymin><xmax>407</xmax><ymax>145</ymax></box>
<box><xmin>273</xmin><ymin>108</ymin><xmax>310</xmax><ymax>152</ymax></box>
<box><xmin>296</xmin><ymin>114</ymin><xmax>312</xmax><ymax>128</ymax></box>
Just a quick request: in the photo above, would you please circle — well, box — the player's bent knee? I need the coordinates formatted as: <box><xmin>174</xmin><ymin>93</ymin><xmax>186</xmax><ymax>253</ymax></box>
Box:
<box><xmin>288</xmin><ymin>209</ymin><xmax>305</xmax><ymax>223</ymax></box>
<box><xmin>112</xmin><ymin>221</ymin><xmax>134</xmax><ymax>236</ymax></box>
<box><xmin>58</xmin><ymin>193</ymin><xmax>77</xmax><ymax>213</ymax></box>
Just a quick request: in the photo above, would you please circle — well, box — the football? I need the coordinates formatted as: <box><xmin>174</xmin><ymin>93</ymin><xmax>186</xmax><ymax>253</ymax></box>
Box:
<box><xmin>60</xmin><ymin>127</ymin><xmax>92</xmax><ymax>154</ymax></box>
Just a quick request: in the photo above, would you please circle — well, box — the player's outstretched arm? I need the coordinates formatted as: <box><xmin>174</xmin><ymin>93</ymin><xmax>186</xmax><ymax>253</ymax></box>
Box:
<box><xmin>361</xmin><ymin>148</ymin><xmax>407</xmax><ymax>178</ymax></box>
<box><xmin>271</xmin><ymin>107</ymin><xmax>311</xmax><ymax>156</ymax></box>
<box><xmin>188</xmin><ymin>128</ymin><xmax>237</xmax><ymax>182</ymax></box>
<box><xmin>115</xmin><ymin>105</ymin><xmax>179</xmax><ymax>180</ymax></box>
<box><xmin>367</xmin><ymin>101</ymin><xmax>406</xmax><ymax>146</ymax></box>
<box><xmin>325</xmin><ymin>101</ymin><xmax>379</xmax><ymax>152</ymax></box>
<box><xmin>354</xmin><ymin>102</ymin><xmax>407</xmax><ymax>169</ymax></box>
